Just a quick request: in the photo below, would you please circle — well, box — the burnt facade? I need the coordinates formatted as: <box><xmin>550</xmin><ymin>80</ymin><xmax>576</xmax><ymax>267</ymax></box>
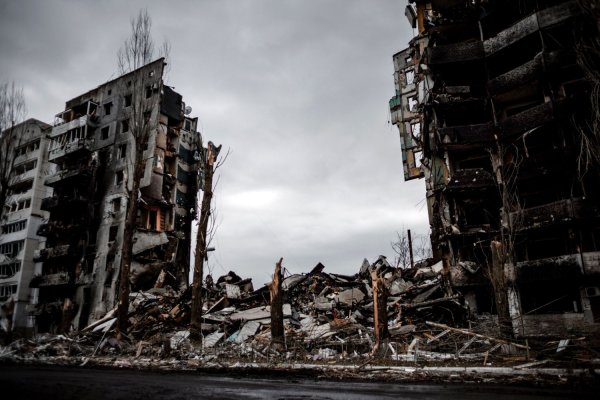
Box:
<box><xmin>391</xmin><ymin>1</ymin><xmax>600</xmax><ymax>337</ymax></box>
<box><xmin>32</xmin><ymin>59</ymin><xmax>201</xmax><ymax>333</ymax></box>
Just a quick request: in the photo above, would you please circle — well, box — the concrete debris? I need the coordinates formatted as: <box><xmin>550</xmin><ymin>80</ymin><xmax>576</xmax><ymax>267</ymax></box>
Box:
<box><xmin>1</xmin><ymin>257</ymin><xmax>598</xmax><ymax>377</ymax></box>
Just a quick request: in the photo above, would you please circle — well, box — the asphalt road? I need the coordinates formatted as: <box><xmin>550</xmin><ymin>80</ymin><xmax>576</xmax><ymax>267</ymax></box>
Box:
<box><xmin>0</xmin><ymin>365</ymin><xmax>594</xmax><ymax>400</ymax></box>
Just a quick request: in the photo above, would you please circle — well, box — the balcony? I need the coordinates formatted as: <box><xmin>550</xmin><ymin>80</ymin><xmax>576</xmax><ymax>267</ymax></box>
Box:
<box><xmin>500</xmin><ymin>102</ymin><xmax>555</xmax><ymax>137</ymax></box>
<box><xmin>33</xmin><ymin>244</ymin><xmax>70</xmax><ymax>262</ymax></box>
<box><xmin>8</xmin><ymin>168</ymin><xmax>36</xmax><ymax>188</ymax></box>
<box><xmin>41</xmin><ymin>195</ymin><xmax>88</xmax><ymax>213</ymax></box>
<box><xmin>483</xmin><ymin>2</ymin><xmax>579</xmax><ymax>56</ymax></box>
<box><xmin>40</xmin><ymin>196</ymin><xmax>59</xmax><ymax>211</ymax></box>
<box><xmin>37</xmin><ymin>221</ymin><xmax>84</xmax><ymax>237</ymax></box>
<box><xmin>13</xmin><ymin>151</ymin><xmax>39</xmax><ymax>167</ymax></box>
<box><xmin>29</xmin><ymin>271</ymin><xmax>90</xmax><ymax>288</ymax></box>
<box><xmin>389</xmin><ymin>95</ymin><xmax>402</xmax><ymax>110</ymax></box>
<box><xmin>30</xmin><ymin>272</ymin><xmax>70</xmax><ymax>288</ymax></box>
<box><xmin>438</xmin><ymin>122</ymin><xmax>495</xmax><ymax>149</ymax></box>
<box><xmin>45</xmin><ymin>165</ymin><xmax>94</xmax><ymax>187</ymax></box>
<box><xmin>425</xmin><ymin>40</ymin><xmax>484</xmax><ymax>65</ymax></box>
<box><xmin>50</xmin><ymin>114</ymin><xmax>98</xmax><ymax>138</ymax></box>
<box><xmin>48</xmin><ymin>138</ymin><xmax>94</xmax><ymax>162</ymax></box>
<box><xmin>509</xmin><ymin>198</ymin><xmax>589</xmax><ymax>229</ymax></box>
<box><xmin>446</xmin><ymin>168</ymin><xmax>495</xmax><ymax>192</ymax></box>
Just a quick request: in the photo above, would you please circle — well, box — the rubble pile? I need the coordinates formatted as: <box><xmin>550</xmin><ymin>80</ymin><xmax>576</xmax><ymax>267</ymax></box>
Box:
<box><xmin>81</xmin><ymin>256</ymin><xmax>501</xmax><ymax>362</ymax></box>
<box><xmin>2</xmin><ymin>255</ymin><xmax>597</xmax><ymax>372</ymax></box>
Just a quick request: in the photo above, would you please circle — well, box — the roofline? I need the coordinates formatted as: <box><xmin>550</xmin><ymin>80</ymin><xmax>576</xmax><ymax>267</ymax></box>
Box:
<box><xmin>64</xmin><ymin>57</ymin><xmax>166</xmax><ymax>106</ymax></box>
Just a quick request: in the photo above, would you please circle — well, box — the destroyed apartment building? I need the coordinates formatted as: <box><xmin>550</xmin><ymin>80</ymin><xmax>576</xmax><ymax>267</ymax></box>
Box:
<box><xmin>27</xmin><ymin>58</ymin><xmax>202</xmax><ymax>334</ymax></box>
<box><xmin>390</xmin><ymin>0</ymin><xmax>600</xmax><ymax>337</ymax></box>
<box><xmin>0</xmin><ymin>119</ymin><xmax>53</xmax><ymax>338</ymax></box>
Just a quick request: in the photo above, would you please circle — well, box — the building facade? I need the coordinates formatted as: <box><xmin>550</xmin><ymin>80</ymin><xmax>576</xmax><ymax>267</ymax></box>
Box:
<box><xmin>390</xmin><ymin>0</ymin><xmax>600</xmax><ymax>337</ymax></box>
<box><xmin>0</xmin><ymin>119</ymin><xmax>52</xmax><ymax>338</ymax></box>
<box><xmin>32</xmin><ymin>58</ymin><xmax>201</xmax><ymax>333</ymax></box>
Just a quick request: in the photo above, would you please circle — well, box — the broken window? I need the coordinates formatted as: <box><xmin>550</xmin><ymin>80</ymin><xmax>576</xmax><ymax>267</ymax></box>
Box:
<box><xmin>0</xmin><ymin>284</ymin><xmax>17</xmax><ymax>301</ymax></box>
<box><xmin>0</xmin><ymin>240</ymin><xmax>24</xmax><ymax>257</ymax></box>
<box><xmin>407</xmin><ymin>96</ymin><xmax>418</xmax><ymax>112</ymax></box>
<box><xmin>121</xmin><ymin>120</ymin><xmax>129</xmax><ymax>133</ymax></box>
<box><xmin>12</xmin><ymin>159</ymin><xmax>37</xmax><ymax>177</ymax></box>
<box><xmin>413</xmin><ymin>150</ymin><xmax>423</xmax><ymax>168</ymax></box>
<box><xmin>1</xmin><ymin>219</ymin><xmax>26</xmax><ymax>234</ymax></box>
<box><xmin>118</xmin><ymin>144</ymin><xmax>127</xmax><ymax>159</ymax></box>
<box><xmin>107</xmin><ymin>88</ymin><xmax>112</xmax><ymax>96</ymax></box>
<box><xmin>111</xmin><ymin>198</ymin><xmax>121</xmax><ymax>213</ymax></box>
<box><xmin>115</xmin><ymin>170</ymin><xmax>124</xmax><ymax>186</ymax></box>
<box><xmin>0</xmin><ymin>261</ymin><xmax>20</xmax><ymax>278</ymax></box>
<box><xmin>104</xmin><ymin>102</ymin><xmax>113</xmax><ymax>116</ymax></box>
<box><xmin>519</xmin><ymin>281</ymin><xmax>582</xmax><ymax>315</ymax></box>
<box><xmin>15</xmin><ymin>198</ymin><xmax>31</xmax><ymax>210</ymax></box>
<box><xmin>108</xmin><ymin>225</ymin><xmax>118</xmax><ymax>243</ymax></box>
<box><xmin>149</xmin><ymin>70</ymin><xmax>155</xmax><ymax>77</ymax></box>
<box><xmin>124</xmin><ymin>94</ymin><xmax>132</xmax><ymax>107</ymax></box>
<box><xmin>410</xmin><ymin>122</ymin><xmax>421</xmax><ymax>141</ymax></box>
<box><xmin>105</xmin><ymin>255</ymin><xmax>115</xmax><ymax>271</ymax></box>
<box><xmin>9</xmin><ymin>180</ymin><xmax>33</xmax><ymax>195</ymax></box>
<box><xmin>149</xmin><ymin>209</ymin><xmax>158</xmax><ymax>231</ymax></box>
<box><xmin>145</xmin><ymin>86</ymin><xmax>152</xmax><ymax>99</ymax></box>
<box><xmin>101</xmin><ymin>126</ymin><xmax>109</xmax><ymax>140</ymax></box>
<box><xmin>405</xmin><ymin>68</ymin><xmax>415</xmax><ymax>85</ymax></box>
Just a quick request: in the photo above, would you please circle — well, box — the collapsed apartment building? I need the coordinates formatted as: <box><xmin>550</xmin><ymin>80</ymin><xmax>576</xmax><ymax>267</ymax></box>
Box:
<box><xmin>390</xmin><ymin>1</ymin><xmax>600</xmax><ymax>337</ymax></box>
<box><xmin>0</xmin><ymin>119</ymin><xmax>53</xmax><ymax>338</ymax></box>
<box><xmin>29</xmin><ymin>58</ymin><xmax>201</xmax><ymax>333</ymax></box>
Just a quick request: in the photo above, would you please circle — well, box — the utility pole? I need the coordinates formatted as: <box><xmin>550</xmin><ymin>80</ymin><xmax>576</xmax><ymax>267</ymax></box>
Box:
<box><xmin>407</xmin><ymin>229</ymin><xmax>414</xmax><ymax>269</ymax></box>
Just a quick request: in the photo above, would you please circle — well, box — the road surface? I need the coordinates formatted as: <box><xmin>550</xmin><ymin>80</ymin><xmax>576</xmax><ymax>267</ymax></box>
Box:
<box><xmin>0</xmin><ymin>365</ymin><xmax>594</xmax><ymax>399</ymax></box>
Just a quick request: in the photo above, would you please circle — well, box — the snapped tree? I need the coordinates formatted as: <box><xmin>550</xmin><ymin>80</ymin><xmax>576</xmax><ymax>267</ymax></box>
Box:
<box><xmin>190</xmin><ymin>141</ymin><xmax>222</xmax><ymax>343</ymax></box>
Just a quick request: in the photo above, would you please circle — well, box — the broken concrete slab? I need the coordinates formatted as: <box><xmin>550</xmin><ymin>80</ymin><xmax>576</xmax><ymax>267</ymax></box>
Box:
<box><xmin>132</xmin><ymin>231</ymin><xmax>169</xmax><ymax>255</ymax></box>
<box><xmin>229</xmin><ymin>304</ymin><xmax>291</xmax><ymax>321</ymax></box>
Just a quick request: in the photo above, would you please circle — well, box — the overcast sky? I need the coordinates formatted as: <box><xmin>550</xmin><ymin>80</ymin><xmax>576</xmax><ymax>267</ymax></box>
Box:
<box><xmin>0</xmin><ymin>0</ymin><xmax>429</xmax><ymax>286</ymax></box>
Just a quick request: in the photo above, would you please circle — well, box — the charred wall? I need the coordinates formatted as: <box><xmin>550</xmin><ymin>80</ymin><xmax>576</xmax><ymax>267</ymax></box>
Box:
<box><xmin>391</xmin><ymin>0</ymin><xmax>600</xmax><ymax>337</ymax></box>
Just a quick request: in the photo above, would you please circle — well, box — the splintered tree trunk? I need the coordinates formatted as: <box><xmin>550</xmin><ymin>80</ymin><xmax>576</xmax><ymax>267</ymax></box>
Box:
<box><xmin>270</xmin><ymin>257</ymin><xmax>284</xmax><ymax>351</ymax></box>
<box><xmin>371</xmin><ymin>271</ymin><xmax>389</xmax><ymax>357</ymax></box>
<box><xmin>60</xmin><ymin>298</ymin><xmax>73</xmax><ymax>334</ymax></box>
<box><xmin>491</xmin><ymin>240</ymin><xmax>513</xmax><ymax>338</ymax></box>
<box><xmin>441</xmin><ymin>252</ymin><xmax>454</xmax><ymax>297</ymax></box>
<box><xmin>189</xmin><ymin>146</ymin><xmax>216</xmax><ymax>343</ymax></box>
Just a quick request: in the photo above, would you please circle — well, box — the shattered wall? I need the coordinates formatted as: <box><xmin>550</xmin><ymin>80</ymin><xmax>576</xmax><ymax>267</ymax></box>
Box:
<box><xmin>390</xmin><ymin>0</ymin><xmax>600</xmax><ymax>338</ymax></box>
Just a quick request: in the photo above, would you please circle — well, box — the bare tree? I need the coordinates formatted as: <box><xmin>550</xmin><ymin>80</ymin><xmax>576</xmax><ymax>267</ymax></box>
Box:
<box><xmin>115</xmin><ymin>9</ymin><xmax>170</xmax><ymax>337</ymax></box>
<box><xmin>414</xmin><ymin>233</ymin><xmax>433</xmax><ymax>261</ymax></box>
<box><xmin>0</xmin><ymin>82</ymin><xmax>27</xmax><ymax>217</ymax></box>
<box><xmin>574</xmin><ymin>0</ymin><xmax>600</xmax><ymax>176</ymax></box>
<box><xmin>391</xmin><ymin>228</ymin><xmax>432</xmax><ymax>269</ymax></box>
<box><xmin>391</xmin><ymin>229</ymin><xmax>410</xmax><ymax>269</ymax></box>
